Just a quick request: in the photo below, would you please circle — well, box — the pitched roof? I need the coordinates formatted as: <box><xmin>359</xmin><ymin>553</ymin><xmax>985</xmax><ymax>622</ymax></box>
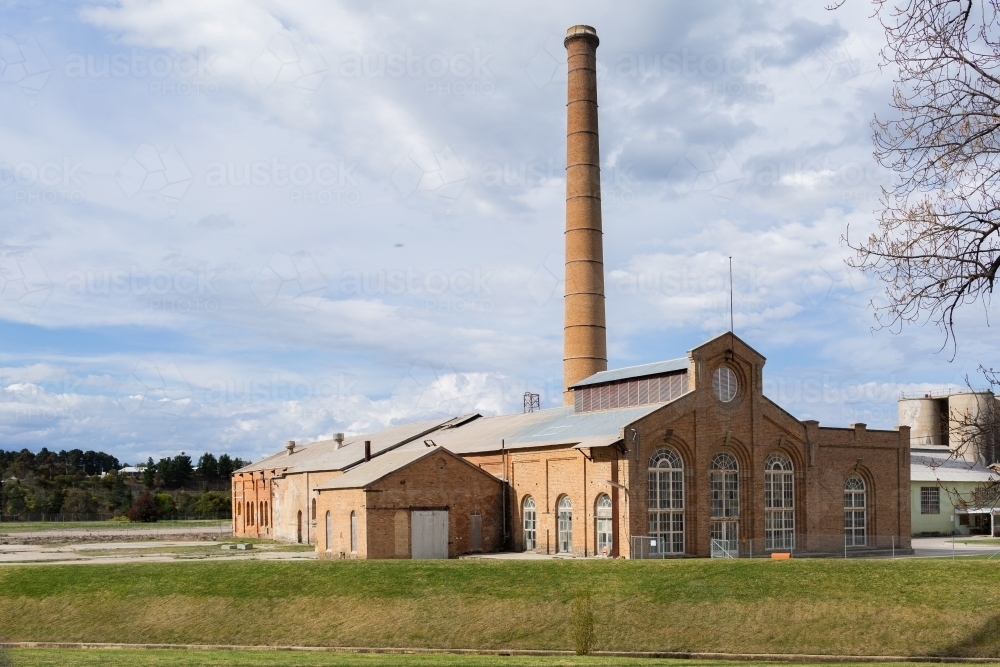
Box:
<box><xmin>314</xmin><ymin>446</ymin><xmax>474</xmax><ymax>490</ymax></box>
<box><xmin>569</xmin><ymin>358</ymin><xmax>688</xmax><ymax>389</ymax></box>
<box><xmin>235</xmin><ymin>416</ymin><xmax>473</xmax><ymax>474</ymax></box>
<box><xmin>397</xmin><ymin>403</ymin><xmax>664</xmax><ymax>455</ymax></box>
<box><xmin>911</xmin><ymin>448</ymin><xmax>997</xmax><ymax>483</ymax></box>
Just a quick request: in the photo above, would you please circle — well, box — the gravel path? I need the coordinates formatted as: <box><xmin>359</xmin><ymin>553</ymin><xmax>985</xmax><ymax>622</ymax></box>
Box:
<box><xmin>0</xmin><ymin>539</ymin><xmax>315</xmax><ymax>566</ymax></box>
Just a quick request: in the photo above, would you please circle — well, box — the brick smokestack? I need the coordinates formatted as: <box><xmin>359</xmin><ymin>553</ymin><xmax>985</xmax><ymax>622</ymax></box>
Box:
<box><xmin>563</xmin><ymin>25</ymin><xmax>607</xmax><ymax>405</ymax></box>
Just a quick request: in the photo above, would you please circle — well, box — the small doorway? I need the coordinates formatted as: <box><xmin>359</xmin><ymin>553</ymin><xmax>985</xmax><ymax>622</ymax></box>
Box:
<box><xmin>411</xmin><ymin>510</ymin><xmax>448</xmax><ymax>559</ymax></box>
<box><xmin>710</xmin><ymin>521</ymin><xmax>738</xmax><ymax>557</ymax></box>
<box><xmin>470</xmin><ymin>511</ymin><xmax>482</xmax><ymax>552</ymax></box>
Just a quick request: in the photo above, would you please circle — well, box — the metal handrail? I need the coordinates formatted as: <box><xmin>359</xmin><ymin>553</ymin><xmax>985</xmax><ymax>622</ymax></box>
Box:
<box><xmin>711</xmin><ymin>538</ymin><xmax>735</xmax><ymax>558</ymax></box>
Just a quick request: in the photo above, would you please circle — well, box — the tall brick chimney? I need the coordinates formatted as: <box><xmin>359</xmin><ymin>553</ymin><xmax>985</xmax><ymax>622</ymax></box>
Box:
<box><xmin>563</xmin><ymin>25</ymin><xmax>607</xmax><ymax>405</ymax></box>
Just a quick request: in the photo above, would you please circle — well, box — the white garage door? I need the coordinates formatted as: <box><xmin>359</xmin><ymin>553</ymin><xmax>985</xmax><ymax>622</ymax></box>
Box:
<box><xmin>411</xmin><ymin>510</ymin><xmax>449</xmax><ymax>559</ymax></box>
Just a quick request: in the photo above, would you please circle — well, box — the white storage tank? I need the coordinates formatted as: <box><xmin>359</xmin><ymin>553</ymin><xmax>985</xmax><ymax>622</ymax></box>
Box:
<box><xmin>898</xmin><ymin>397</ymin><xmax>946</xmax><ymax>447</ymax></box>
<box><xmin>947</xmin><ymin>392</ymin><xmax>996</xmax><ymax>463</ymax></box>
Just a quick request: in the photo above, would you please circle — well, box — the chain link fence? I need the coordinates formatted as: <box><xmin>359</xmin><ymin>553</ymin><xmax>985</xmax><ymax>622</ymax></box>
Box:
<box><xmin>631</xmin><ymin>533</ymin><xmax>909</xmax><ymax>558</ymax></box>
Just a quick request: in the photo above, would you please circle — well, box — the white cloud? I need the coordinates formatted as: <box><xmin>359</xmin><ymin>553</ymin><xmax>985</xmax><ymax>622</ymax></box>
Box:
<box><xmin>0</xmin><ymin>1</ymin><xmax>990</xmax><ymax>461</ymax></box>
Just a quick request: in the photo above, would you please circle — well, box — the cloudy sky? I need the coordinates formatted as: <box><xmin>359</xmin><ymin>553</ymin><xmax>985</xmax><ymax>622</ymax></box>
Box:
<box><xmin>0</xmin><ymin>0</ymin><xmax>993</xmax><ymax>464</ymax></box>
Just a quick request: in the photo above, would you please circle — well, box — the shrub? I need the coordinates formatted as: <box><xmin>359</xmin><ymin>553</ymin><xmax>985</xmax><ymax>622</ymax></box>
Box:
<box><xmin>154</xmin><ymin>493</ymin><xmax>176</xmax><ymax>516</ymax></box>
<box><xmin>61</xmin><ymin>488</ymin><xmax>95</xmax><ymax>514</ymax></box>
<box><xmin>194</xmin><ymin>491</ymin><xmax>229</xmax><ymax>517</ymax></box>
<box><xmin>127</xmin><ymin>491</ymin><xmax>161</xmax><ymax>522</ymax></box>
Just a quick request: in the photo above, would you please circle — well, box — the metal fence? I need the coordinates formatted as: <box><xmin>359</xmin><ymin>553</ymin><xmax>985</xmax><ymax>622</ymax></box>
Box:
<box><xmin>631</xmin><ymin>533</ymin><xmax>908</xmax><ymax>559</ymax></box>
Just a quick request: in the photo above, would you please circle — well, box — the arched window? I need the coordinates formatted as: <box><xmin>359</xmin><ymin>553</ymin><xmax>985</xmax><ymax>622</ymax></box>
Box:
<box><xmin>311</xmin><ymin>498</ymin><xmax>317</xmax><ymax>521</ymax></box>
<box><xmin>259</xmin><ymin>501</ymin><xmax>264</xmax><ymax>527</ymax></box>
<box><xmin>325</xmin><ymin>511</ymin><xmax>332</xmax><ymax>551</ymax></box>
<box><xmin>595</xmin><ymin>494</ymin><xmax>613</xmax><ymax>556</ymax></box>
<box><xmin>296</xmin><ymin>510</ymin><xmax>302</xmax><ymax>543</ymax></box>
<box><xmin>844</xmin><ymin>476</ymin><xmax>867</xmax><ymax>547</ymax></box>
<box><xmin>264</xmin><ymin>502</ymin><xmax>269</xmax><ymax>527</ymax></box>
<box><xmin>237</xmin><ymin>502</ymin><xmax>241</xmax><ymax>515</ymax></box>
<box><xmin>764</xmin><ymin>453</ymin><xmax>794</xmax><ymax>550</ymax></box>
<box><xmin>710</xmin><ymin>452</ymin><xmax>739</xmax><ymax>556</ymax></box>
<box><xmin>247</xmin><ymin>502</ymin><xmax>253</xmax><ymax>526</ymax></box>
<box><xmin>522</xmin><ymin>496</ymin><xmax>537</xmax><ymax>551</ymax></box>
<box><xmin>557</xmin><ymin>496</ymin><xmax>573</xmax><ymax>553</ymax></box>
<box><xmin>648</xmin><ymin>449</ymin><xmax>684</xmax><ymax>554</ymax></box>
<box><xmin>350</xmin><ymin>511</ymin><xmax>358</xmax><ymax>553</ymax></box>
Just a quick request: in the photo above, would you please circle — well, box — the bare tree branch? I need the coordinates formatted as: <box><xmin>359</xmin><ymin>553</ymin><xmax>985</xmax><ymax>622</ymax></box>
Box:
<box><xmin>844</xmin><ymin>0</ymin><xmax>1000</xmax><ymax>354</ymax></box>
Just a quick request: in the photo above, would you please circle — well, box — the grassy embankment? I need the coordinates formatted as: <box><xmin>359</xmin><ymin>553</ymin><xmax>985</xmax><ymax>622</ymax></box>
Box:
<box><xmin>5</xmin><ymin>649</ymin><xmax>996</xmax><ymax>667</ymax></box>
<box><xmin>1</xmin><ymin>558</ymin><xmax>999</xmax><ymax>657</ymax></box>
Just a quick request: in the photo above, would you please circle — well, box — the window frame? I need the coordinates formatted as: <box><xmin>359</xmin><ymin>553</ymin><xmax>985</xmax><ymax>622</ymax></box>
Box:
<box><xmin>763</xmin><ymin>453</ymin><xmax>794</xmax><ymax>551</ymax></box>
<box><xmin>522</xmin><ymin>496</ymin><xmax>537</xmax><ymax>551</ymax></box>
<box><xmin>648</xmin><ymin>448</ymin><xmax>685</xmax><ymax>554</ymax></box>
<box><xmin>710</xmin><ymin>452</ymin><xmax>739</xmax><ymax>519</ymax></box>
<box><xmin>712</xmin><ymin>366</ymin><xmax>738</xmax><ymax>403</ymax></box>
<box><xmin>844</xmin><ymin>475</ymin><xmax>867</xmax><ymax>547</ymax></box>
<box><xmin>595</xmin><ymin>493</ymin><xmax>613</xmax><ymax>556</ymax></box>
<box><xmin>920</xmin><ymin>486</ymin><xmax>940</xmax><ymax>515</ymax></box>
<box><xmin>557</xmin><ymin>496</ymin><xmax>573</xmax><ymax>554</ymax></box>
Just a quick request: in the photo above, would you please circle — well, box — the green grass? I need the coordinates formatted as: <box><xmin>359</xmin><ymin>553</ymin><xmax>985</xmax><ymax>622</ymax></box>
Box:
<box><xmin>0</xmin><ymin>520</ymin><xmax>228</xmax><ymax>534</ymax></box>
<box><xmin>1</xmin><ymin>559</ymin><xmax>999</xmax><ymax>657</ymax></box>
<box><xmin>8</xmin><ymin>649</ymin><xmax>990</xmax><ymax>667</ymax></box>
<box><xmin>955</xmin><ymin>538</ymin><xmax>1000</xmax><ymax>545</ymax></box>
<box><xmin>73</xmin><ymin>544</ymin><xmax>314</xmax><ymax>557</ymax></box>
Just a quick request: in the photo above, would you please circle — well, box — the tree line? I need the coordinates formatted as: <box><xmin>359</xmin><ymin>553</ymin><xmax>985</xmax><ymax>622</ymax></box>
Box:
<box><xmin>0</xmin><ymin>447</ymin><xmax>248</xmax><ymax>520</ymax></box>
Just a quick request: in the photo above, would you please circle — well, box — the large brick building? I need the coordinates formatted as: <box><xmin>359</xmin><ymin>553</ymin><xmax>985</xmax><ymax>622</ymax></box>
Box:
<box><xmin>233</xmin><ymin>332</ymin><xmax>912</xmax><ymax>558</ymax></box>
<box><xmin>231</xmin><ymin>24</ymin><xmax>912</xmax><ymax>558</ymax></box>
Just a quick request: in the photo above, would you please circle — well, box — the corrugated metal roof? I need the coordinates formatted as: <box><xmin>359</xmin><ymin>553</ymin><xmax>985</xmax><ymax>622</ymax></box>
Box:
<box><xmin>911</xmin><ymin>448</ymin><xmax>997</xmax><ymax>483</ymax></box>
<box><xmin>397</xmin><ymin>403</ymin><xmax>663</xmax><ymax>455</ymax></box>
<box><xmin>314</xmin><ymin>446</ymin><xmax>443</xmax><ymax>490</ymax></box>
<box><xmin>235</xmin><ymin>416</ymin><xmax>466</xmax><ymax>474</ymax></box>
<box><xmin>569</xmin><ymin>358</ymin><xmax>688</xmax><ymax>388</ymax></box>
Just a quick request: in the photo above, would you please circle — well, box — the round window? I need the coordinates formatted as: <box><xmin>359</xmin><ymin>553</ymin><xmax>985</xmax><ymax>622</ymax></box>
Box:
<box><xmin>712</xmin><ymin>366</ymin><xmax>738</xmax><ymax>403</ymax></box>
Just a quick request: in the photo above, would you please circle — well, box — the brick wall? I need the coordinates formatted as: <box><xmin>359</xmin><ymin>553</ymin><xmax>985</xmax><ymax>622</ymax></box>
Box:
<box><xmin>315</xmin><ymin>449</ymin><xmax>503</xmax><ymax>559</ymax></box>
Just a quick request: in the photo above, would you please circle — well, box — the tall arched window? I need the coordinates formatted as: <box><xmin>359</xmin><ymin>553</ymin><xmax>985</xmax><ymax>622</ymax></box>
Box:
<box><xmin>259</xmin><ymin>501</ymin><xmax>264</xmax><ymax>527</ymax></box>
<box><xmin>247</xmin><ymin>502</ymin><xmax>253</xmax><ymax>526</ymax></box>
<box><xmin>557</xmin><ymin>496</ymin><xmax>573</xmax><ymax>553</ymax></box>
<box><xmin>648</xmin><ymin>449</ymin><xmax>684</xmax><ymax>554</ymax></box>
<box><xmin>844</xmin><ymin>476</ymin><xmax>867</xmax><ymax>547</ymax></box>
<box><xmin>325</xmin><ymin>511</ymin><xmax>332</xmax><ymax>551</ymax></box>
<box><xmin>311</xmin><ymin>498</ymin><xmax>317</xmax><ymax>521</ymax></box>
<box><xmin>710</xmin><ymin>452</ymin><xmax>739</xmax><ymax>555</ymax></box>
<box><xmin>350</xmin><ymin>511</ymin><xmax>358</xmax><ymax>553</ymax></box>
<box><xmin>522</xmin><ymin>496</ymin><xmax>536</xmax><ymax>551</ymax></box>
<box><xmin>595</xmin><ymin>494</ymin><xmax>613</xmax><ymax>556</ymax></box>
<box><xmin>264</xmin><ymin>502</ymin><xmax>269</xmax><ymax>527</ymax></box>
<box><xmin>764</xmin><ymin>453</ymin><xmax>794</xmax><ymax>550</ymax></box>
<box><xmin>296</xmin><ymin>510</ymin><xmax>302</xmax><ymax>543</ymax></box>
